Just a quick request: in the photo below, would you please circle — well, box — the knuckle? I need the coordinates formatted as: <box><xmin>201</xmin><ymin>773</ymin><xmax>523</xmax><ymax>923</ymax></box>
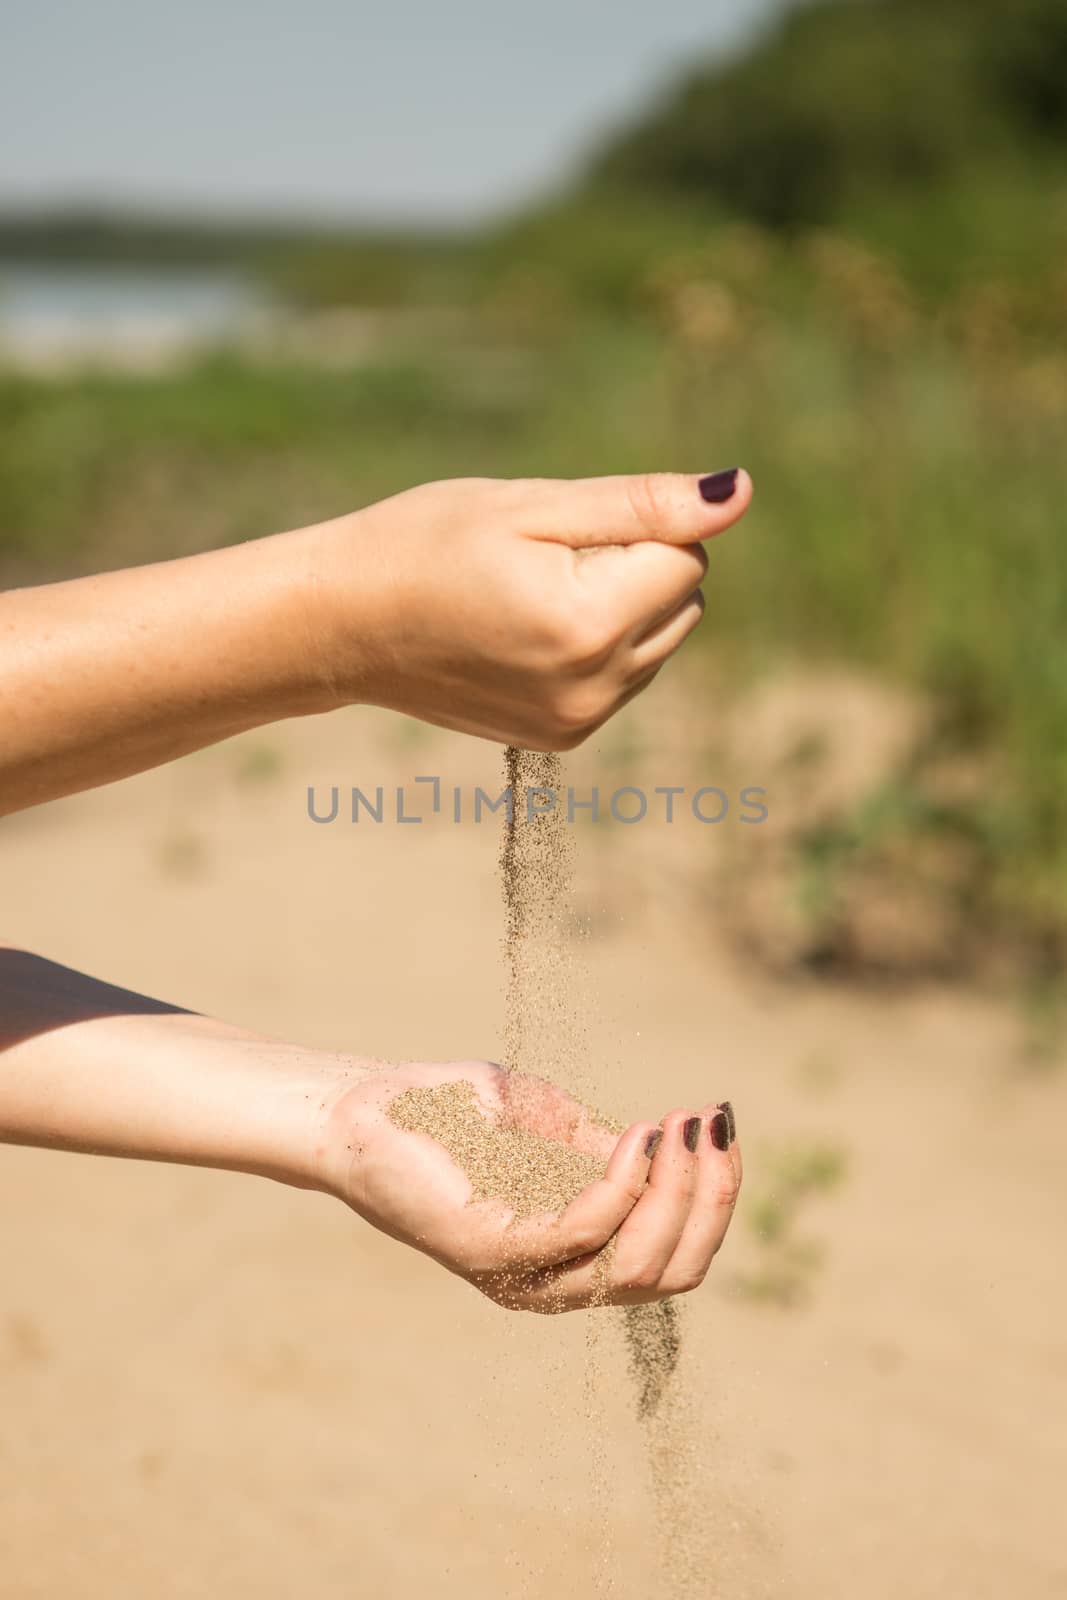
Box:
<box><xmin>618</xmin><ymin>1259</ymin><xmax>661</xmax><ymax>1293</ymax></box>
<box><xmin>536</xmin><ymin>601</ymin><xmax>579</xmax><ymax>659</ymax></box>
<box><xmin>571</xmin><ymin>607</ymin><xmax>619</xmax><ymax>670</ymax></box>
<box><xmin>473</xmin><ymin>1276</ymin><xmax>512</xmax><ymax>1308</ymax></box>
<box><xmin>563</xmin><ymin>1223</ymin><xmax>602</xmax><ymax>1258</ymax></box>
<box><xmin>464</xmin><ymin>1239</ymin><xmax>511</xmax><ymax>1277</ymax></box>
<box><xmin>532</xmin><ymin>1298</ymin><xmax>572</xmax><ymax>1317</ymax></box>
<box><xmin>626</xmin><ymin>472</ymin><xmax>672</xmax><ymax>539</ymax></box>
<box><xmin>475</xmin><ymin>1270</ymin><xmax>530</xmax><ymax>1310</ymax></box>
<box><xmin>663</xmin><ymin>1265</ymin><xmax>708</xmax><ymax>1296</ymax></box>
<box><xmin>552</xmin><ymin>722</ymin><xmax>593</xmax><ymax>753</ymax></box>
<box><xmin>491</xmin><ymin>1281</ymin><xmax>572</xmax><ymax>1317</ymax></box>
<box><xmin>552</xmin><ymin>683</ymin><xmax>609</xmax><ymax>740</ymax></box>
<box><xmin>506</xmin><ymin>1294</ymin><xmax>555</xmax><ymax>1316</ymax></box>
<box><xmin>508</xmin><ymin>1295</ymin><xmax>557</xmax><ymax>1317</ymax></box>
<box><xmin>549</xmin><ymin>603</ymin><xmax>617</xmax><ymax>675</ymax></box>
<box><xmin>419</xmin><ymin>475</ymin><xmax>494</xmax><ymax>517</ymax></box>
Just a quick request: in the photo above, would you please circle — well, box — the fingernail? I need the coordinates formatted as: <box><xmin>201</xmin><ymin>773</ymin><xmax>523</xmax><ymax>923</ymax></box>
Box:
<box><xmin>644</xmin><ymin>1129</ymin><xmax>664</xmax><ymax>1159</ymax></box>
<box><xmin>683</xmin><ymin>1116</ymin><xmax>702</xmax><ymax>1152</ymax></box>
<box><xmin>718</xmin><ymin>1100</ymin><xmax>736</xmax><ymax>1144</ymax></box>
<box><xmin>709</xmin><ymin>1112</ymin><xmax>730</xmax><ymax>1151</ymax></box>
<box><xmin>698</xmin><ymin>468</ymin><xmax>739</xmax><ymax>504</ymax></box>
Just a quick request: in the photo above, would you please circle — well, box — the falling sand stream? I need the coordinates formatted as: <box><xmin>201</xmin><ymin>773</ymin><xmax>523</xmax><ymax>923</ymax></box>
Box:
<box><xmin>499</xmin><ymin>748</ymin><xmax>707</xmax><ymax>1596</ymax></box>
<box><xmin>390</xmin><ymin>747</ymin><xmax>712</xmax><ymax>1594</ymax></box>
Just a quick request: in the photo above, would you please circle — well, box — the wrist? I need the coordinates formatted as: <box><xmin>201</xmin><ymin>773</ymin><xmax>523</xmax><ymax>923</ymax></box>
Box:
<box><xmin>287</xmin><ymin>504</ymin><xmax>398</xmax><ymax>715</ymax></box>
<box><xmin>227</xmin><ymin>1042</ymin><xmax>365</xmax><ymax>1194</ymax></box>
<box><xmin>229</xmin><ymin>522</ymin><xmax>352</xmax><ymax>720</ymax></box>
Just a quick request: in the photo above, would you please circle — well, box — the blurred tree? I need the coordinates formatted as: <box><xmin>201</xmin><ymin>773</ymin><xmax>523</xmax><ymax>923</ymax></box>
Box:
<box><xmin>976</xmin><ymin>0</ymin><xmax>1067</xmax><ymax>138</ymax></box>
<box><xmin>585</xmin><ymin>0</ymin><xmax>1066</xmax><ymax>228</ymax></box>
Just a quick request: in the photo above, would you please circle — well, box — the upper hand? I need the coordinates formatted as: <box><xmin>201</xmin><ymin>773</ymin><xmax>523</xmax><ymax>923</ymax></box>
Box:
<box><xmin>309</xmin><ymin>470</ymin><xmax>752</xmax><ymax>750</ymax></box>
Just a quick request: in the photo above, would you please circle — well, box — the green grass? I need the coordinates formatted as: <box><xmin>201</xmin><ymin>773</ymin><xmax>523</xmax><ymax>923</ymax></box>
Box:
<box><xmin>4</xmin><ymin>0</ymin><xmax>1066</xmax><ymax>972</ymax></box>
<box><xmin>2</xmin><ymin>236</ymin><xmax>1065</xmax><ymax>962</ymax></box>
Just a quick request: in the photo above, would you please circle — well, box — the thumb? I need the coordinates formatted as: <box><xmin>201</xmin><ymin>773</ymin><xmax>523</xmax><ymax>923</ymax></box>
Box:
<box><xmin>523</xmin><ymin>468</ymin><xmax>752</xmax><ymax>549</ymax></box>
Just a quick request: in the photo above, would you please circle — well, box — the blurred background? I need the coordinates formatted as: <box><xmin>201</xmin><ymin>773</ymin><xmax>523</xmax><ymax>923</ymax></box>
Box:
<box><xmin>2</xmin><ymin>1</ymin><xmax>1065</xmax><ymax>1596</ymax></box>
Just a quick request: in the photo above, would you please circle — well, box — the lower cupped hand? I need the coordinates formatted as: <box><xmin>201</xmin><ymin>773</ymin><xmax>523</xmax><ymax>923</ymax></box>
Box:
<box><xmin>316</xmin><ymin>1060</ymin><xmax>741</xmax><ymax>1313</ymax></box>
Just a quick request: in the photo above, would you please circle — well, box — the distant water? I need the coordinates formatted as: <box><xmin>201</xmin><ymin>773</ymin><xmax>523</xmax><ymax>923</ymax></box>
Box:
<box><xmin>0</xmin><ymin>262</ymin><xmax>269</xmax><ymax>365</ymax></box>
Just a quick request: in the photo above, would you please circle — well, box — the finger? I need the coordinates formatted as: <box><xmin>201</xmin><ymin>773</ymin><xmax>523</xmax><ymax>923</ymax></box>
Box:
<box><xmin>499</xmin><ymin>1109</ymin><xmax>704</xmax><ymax>1312</ymax></box>
<box><xmin>719</xmin><ymin>1099</ymin><xmax>743</xmax><ymax>1190</ymax></box>
<box><xmin>522</xmin><ymin>469</ymin><xmax>752</xmax><ymax>550</ymax></box>
<box><xmin>609</xmin><ymin>1108</ymin><xmax>702</xmax><ymax>1293</ymax></box>
<box><xmin>578</xmin><ymin>541</ymin><xmax>709</xmax><ymax>643</ymax></box>
<box><xmin>476</xmin><ymin>1119</ymin><xmax>661</xmax><ymax>1274</ymax></box>
<box><xmin>488</xmin><ymin>1245</ymin><xmax>607</xmax><ymax>1313</ymax></box>
<box><xmin>630</xmin><ymin>588</ymin><xmax>705</xmax><ymax>670</ymax></box>
<box><xmin>656</xmin><ymin>1103</ymin><xmax>742</xmax><ymax>1295</ymax></box>
<box><xmin>548</xmin><ymin>665</ymin><xmax>661</xmax><ymax>757</ymax></box>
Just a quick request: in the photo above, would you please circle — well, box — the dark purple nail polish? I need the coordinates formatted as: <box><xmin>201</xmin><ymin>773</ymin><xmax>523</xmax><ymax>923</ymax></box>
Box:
<box><xmin>683</xmin><ymin>1116</ymin><xmax>702</xmax><ymax>1153</ymax></box>
<box><xmin>709</xmin><ymin>1112</ymin><xmax>730</xmax><ymax>1151</ymax></box>
<box><xmin>644</xmin><ymin>1129</ymin><xmax>664</xmax><ymax>1159</ymax></box>
<box><xmin>718</xmin><ymin>1101</ymin><xmax>736</xmax><ymax>1144</ymax></box>
<box><xmin>698</xmin><ymin>468</ymin><xmax>739</xmax><ymax>504</ymax></box>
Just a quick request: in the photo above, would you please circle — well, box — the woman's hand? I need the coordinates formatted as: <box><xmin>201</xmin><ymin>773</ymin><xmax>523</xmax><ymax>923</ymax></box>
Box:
<box><xmin>0</xmin><ymin>468</ymin><xmax>749</xmax><ymax>814</ymax></box>
<box><xmin>310</xmin><ymin>469</ymin><xmax>752</xmax><ymax>750</ymax></box>
<box><xmin>0</xmin><ymin>951</ymin><xmax>740</xmax><ymax>1314</ymax></box>
<box><xmin>315</xmin><ymin>1059</ymin><xmax>742</xmax><ymax>1313</ymax></box>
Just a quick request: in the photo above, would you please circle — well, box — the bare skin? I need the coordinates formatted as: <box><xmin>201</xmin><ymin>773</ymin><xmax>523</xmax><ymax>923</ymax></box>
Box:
<box><xmin>0</xmin><ymin>470</ymin><xmax>751</xmax><ymax>813</ymax></box>
<box><xmin>0</xmin><ymin>952</ymin><xmax>741</xmax><ymax>1312</ymax></box>
<box><xmin>0</xmin><ymin>470</ymin><xmax>749</xmax><ymax>1309</ymax></box>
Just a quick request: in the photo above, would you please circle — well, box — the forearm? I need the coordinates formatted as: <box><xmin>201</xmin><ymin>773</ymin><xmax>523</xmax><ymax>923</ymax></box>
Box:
<box><xmin>0</xmin><ymin>471</ymin><xmax>754</xmax><ymax>812</ymax></box>
<box><xmin>0</xmin><ymin>947</ymin><xmax>352</xmax><ymax>1189</ymax></box>
<box><xmin>0</xmin><ymin>519</ymin><xmax>351</xmax><ymax>816</ymax></box>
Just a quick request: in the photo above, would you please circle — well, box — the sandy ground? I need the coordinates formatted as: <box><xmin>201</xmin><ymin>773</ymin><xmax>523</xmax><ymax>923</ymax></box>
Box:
<box><xmin>2</xmin><ymin>687</ymin><xmax>1065</xmax><ymax>1599</ymax></box>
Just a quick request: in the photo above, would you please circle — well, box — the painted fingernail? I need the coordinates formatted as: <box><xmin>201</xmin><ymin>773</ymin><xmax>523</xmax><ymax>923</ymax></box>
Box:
<box><xmin>644</xmin><ymin>1129</ymin><xmax>664</xmax><ymax>1159</ymax></box>
<box><xmin>683</xmin><ymin>1116</ymin><xmax>702</xmax><ymax>1152</ymax></box>
<box><xmin>698</xmin><ymin>468</ymin><xmax>739</xmax><ymax>504</ymax></box>
<box><xmin>718</xmin><ymin>1101</ymin><xmax>736</xmax><ymax>1144</ymax></box>
<box><xmin>709</xmin><ymin>1111</ymin><xmax>730</xmax><ymax>1151</ymax></box>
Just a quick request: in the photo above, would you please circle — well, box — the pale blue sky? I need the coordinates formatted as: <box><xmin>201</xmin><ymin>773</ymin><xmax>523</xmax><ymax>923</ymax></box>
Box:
<box><xmin>2</xmin><ymin>0</ymin><xmax>788</xmax><ymax>223</ymax></box>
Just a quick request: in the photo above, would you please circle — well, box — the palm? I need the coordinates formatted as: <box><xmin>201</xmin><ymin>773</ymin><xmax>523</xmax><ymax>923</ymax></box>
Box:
<box><xmin>320</xmin><ymin>1060</ymin><xmax>741</xmax><ymax>1314</ymax></box>
<box><xmin>328</xmin><ymin>1061</ymin><xmax>612</xmax><ymax>1266</ymax></box>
